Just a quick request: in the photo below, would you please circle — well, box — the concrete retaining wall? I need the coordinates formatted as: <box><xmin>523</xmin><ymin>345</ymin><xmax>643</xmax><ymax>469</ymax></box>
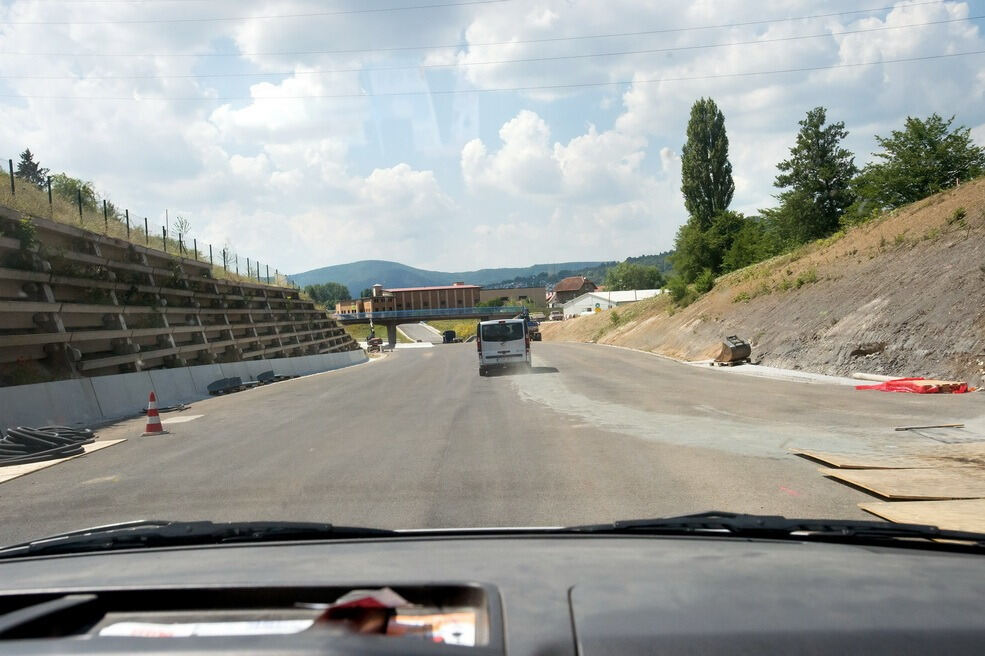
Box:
<box><xmin>0</xmin><ymin>350</ymin><xmax>367</xmax><ymax>429</ymax></box>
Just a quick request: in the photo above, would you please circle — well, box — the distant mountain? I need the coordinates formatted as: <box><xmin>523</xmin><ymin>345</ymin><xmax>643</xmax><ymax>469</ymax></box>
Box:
<box><xmin>289</xmin><ymin>259</ymin><xmax>608</xmax><ymax>297</ymax></box>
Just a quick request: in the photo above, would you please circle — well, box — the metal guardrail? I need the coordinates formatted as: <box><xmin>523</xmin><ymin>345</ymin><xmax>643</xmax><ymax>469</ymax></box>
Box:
<box><xmin>334</xmin><ymin>306</ymin><xmax>523</xmax><ymax>321</ymax></box>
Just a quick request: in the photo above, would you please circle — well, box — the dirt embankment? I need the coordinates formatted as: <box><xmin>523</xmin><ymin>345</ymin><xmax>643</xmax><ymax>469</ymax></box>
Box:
<box><xmin>541</xmin><ymin>178</ymin><xmax>985</xmax><ymax>386</ymax></box>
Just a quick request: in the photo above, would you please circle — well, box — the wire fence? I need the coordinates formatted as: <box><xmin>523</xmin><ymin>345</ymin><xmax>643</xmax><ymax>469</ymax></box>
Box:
<box><xmin>1</xmin><ymin>159</ymin><xmax>299</xmax><ymax>290</ymax></box>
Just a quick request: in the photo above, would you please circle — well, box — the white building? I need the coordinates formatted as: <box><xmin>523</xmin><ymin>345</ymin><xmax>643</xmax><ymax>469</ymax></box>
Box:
<box><xmin>562</xmin><ymin>289</ymin><xmax>663</xmax><ymax>318</ymax></box>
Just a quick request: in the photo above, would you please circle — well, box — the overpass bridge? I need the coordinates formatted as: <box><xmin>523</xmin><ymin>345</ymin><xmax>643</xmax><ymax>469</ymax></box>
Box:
<box><xmin>334</xmin><ymin>306</ymin><xmax>523</xmax><ymax>345</ymax></box>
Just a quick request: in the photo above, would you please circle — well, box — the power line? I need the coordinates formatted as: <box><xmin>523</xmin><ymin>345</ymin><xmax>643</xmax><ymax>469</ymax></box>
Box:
<box><xmin>0</xmin><ymin>0</ymin><xmax>950</xmax><ymax>54</ymax></box>
<box><xmin>3</xmin><ymin>49</ymin><xmax>983</xmax><ymax>101</ymax></box>
<box><xmin>0</xmin><ymin>0</ymin><xmax>511</xmax><ymax>24</ymax></box>
<box><xmin>2</xmin><ymin>14</ymin><xmax>979</xmax><ymax>80</ymax></box>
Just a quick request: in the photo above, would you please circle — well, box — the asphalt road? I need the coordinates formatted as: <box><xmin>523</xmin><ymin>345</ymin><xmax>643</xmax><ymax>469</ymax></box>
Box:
<box><xmin>398</xmin><ymin>322</ymin><xmax>442</xmax><ymax>343</ymax></box>
<box><xmin>1</xmin><ymin>343</ymin><xmax>982</xmax><ymax>544</ymax></box>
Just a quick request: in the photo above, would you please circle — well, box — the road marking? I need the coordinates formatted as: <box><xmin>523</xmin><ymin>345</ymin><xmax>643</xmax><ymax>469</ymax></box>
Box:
<box><xmin>778</xmin><ymin>485</ymin><xmax>801</xmax><ymax>496</ymax></box>
<box><xmin>161</xmin><ymin>414</ymin><xmax>204</xmax><ymax>425</ymax></box>
<box><xmin>82</xmin><ymin>474</ymin><xmax>120</xmax><ymax>485</ymax></box>
<box><xmin>0</xmin><ymin>439</ymin><xmax>127</xmax><ymax>485</ymax></box>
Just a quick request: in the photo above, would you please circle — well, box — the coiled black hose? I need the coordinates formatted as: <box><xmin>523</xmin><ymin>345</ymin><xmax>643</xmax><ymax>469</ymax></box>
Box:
<box><xmin>0</xmin><ymin>425</ymin><xmax>96</xmax><ymax>467</ymax></box>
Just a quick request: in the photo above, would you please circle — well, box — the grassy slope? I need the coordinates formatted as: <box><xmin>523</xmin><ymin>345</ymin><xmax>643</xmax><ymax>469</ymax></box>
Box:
<box><xmin>541</xmin><ymin>178</ymin><xmax>985</xmax><ymax>385</ymax></box>
<box><xmin>342</xmin><ymin>323</ymin><xmax>412</xmax><ymax>343</ymax></box>
<box><xmin>0</xmin><ymin>171</ymin><xmax>285</xmax><ymax>288</ymax></box>
<box><xmin>425</xmin><ymin>319</ymin><xmax>478</xmax><ymax>340</ymax></box>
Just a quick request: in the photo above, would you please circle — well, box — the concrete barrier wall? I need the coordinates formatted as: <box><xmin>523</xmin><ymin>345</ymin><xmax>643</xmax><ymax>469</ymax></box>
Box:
<box><xmin>0</xmin><ymin>349</ymin><xmax>367</xmax><ymax>429</ymax></box>
<box><xmin>90</xmin><ymin>372</ymin><xmax>155</xmax><ymax>420</ymax></box>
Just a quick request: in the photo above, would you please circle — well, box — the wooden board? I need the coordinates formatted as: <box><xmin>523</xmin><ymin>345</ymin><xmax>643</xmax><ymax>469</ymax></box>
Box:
<box><xmin>0</xmin><ymin>440</ymin><xmax>126</xmax><ymax>485</ymax></box>
<box><xmin>860</xmin><ymin>499</ymin><xmax>985</xmax><ymax>534</ymax></box>
<box><xmin>819</xmin><ymin>467</ymin><xmax>985</xmax><ymax>500</ymax></box>
<box><xmin>791</xmin><ymin>444</ymin><xmax>985</xmax><ymax>469</ymax></box>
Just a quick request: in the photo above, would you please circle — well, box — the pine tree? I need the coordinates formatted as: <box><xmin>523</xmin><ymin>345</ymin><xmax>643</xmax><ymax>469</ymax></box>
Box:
<box><xmin>15</xmin><ymin>149</ymin><xmax>49</xmax><ymax>188</ymax></box>
<box><xmin>772</xmin><ymin>107</ymin><xmax>857</xmax><ymax>243</ymax></box>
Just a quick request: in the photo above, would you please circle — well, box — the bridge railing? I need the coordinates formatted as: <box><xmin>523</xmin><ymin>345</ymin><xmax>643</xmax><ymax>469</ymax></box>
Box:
<box><xmin>334</xmin><ymin>306</ymin><xmax>523</xmax><ymax>321</ymax></box>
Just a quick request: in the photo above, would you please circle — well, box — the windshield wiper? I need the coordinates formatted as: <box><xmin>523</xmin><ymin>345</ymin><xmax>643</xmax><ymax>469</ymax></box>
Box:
<box><xmin>0</xmin><ymin>520</ymin><xmax>398</xmax><ymax>559</ymax></box>
<box><xmin>565</xmin><ymin>511</ymin><xmax>985</xmax><ymax>548</ymax></box>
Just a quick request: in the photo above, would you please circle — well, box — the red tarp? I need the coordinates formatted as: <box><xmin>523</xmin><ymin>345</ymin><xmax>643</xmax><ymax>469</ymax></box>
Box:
<box><xmin>855</xmin><ymin>377</ymin><xmax>970</xmax><ymax>394</ymax></box>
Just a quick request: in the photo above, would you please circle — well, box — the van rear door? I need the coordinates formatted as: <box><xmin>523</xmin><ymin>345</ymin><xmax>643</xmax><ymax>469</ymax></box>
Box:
<box><xmin>479</xmin><ymin>320</ymin><xmax>527</xmax><ymax>365</ymax></box>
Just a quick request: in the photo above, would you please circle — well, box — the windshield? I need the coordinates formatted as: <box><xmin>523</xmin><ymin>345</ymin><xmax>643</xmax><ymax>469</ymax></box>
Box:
<box><xmin>481</xmin><ymin>323</ymin><xmax>525</xmax><ymax>342</ymax></box>
<box><xmin>0</xmin><ymin>0</ymin><xmax>983</xmax><ymax>550</ymax></box>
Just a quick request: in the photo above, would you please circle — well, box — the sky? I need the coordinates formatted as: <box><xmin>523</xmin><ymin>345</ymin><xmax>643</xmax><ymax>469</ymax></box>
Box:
<box><xmin>0</xmin><ymin>0</ymin><xmax>983</xmax><ymax>274</ymax></box>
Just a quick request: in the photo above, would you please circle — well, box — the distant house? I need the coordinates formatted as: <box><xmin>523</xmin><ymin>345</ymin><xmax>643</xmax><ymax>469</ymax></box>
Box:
<box><xmin>551</xmin><ymin>276</ymin><xmax>598</xmax><ymax>304</ymax></box>
<box><xmin>562</xmin><ymin>289</ymin><xmax>663</xmax><ymax>318</ymax></box>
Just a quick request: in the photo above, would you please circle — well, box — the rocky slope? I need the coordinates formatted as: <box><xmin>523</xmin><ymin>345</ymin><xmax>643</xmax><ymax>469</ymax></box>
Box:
<box><xmin>541</xmin><ymin>178</ymin><xmax>985</xmax><ymax>387</ymax></box>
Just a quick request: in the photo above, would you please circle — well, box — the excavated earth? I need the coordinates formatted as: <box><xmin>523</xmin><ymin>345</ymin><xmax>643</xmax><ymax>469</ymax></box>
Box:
<box><xmin>541</xmin><ymin>178</ymin><xmax>985</xmax><ymax>387</ymax></box>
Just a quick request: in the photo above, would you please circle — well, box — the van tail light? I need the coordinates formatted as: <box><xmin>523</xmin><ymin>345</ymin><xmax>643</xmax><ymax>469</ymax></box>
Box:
<box><xmin>525</xmin><ymin>334</ymin><xmax>530</xmax><ymax>350</ymax></box>
<box><xmin>477</xmin><ymin>334</ymin><xmax>482</xmax><ymax>353</ymax></box>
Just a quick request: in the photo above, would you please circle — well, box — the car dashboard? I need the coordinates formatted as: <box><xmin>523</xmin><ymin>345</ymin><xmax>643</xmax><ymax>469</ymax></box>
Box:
<box><xmin>0</xmin><ymin>534</ymin><xmax>983</xmax><ymax>654</ymax></box>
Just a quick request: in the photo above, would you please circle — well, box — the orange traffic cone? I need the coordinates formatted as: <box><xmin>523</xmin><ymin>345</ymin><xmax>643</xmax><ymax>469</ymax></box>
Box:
<box><xmin>142</xmin><ymin>391</ymin><xmax>170</xmax><ymax>436</ymax></box>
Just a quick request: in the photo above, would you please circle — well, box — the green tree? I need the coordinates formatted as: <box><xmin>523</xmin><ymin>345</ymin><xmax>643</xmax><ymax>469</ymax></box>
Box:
<box><xmin>359</xmin><ymin>288</ymin><xmax>373</xmax><ymax>299</ymax></box>
<box><xmin>721</xmin><ymin>217</ymin><xmax>780</xmax><ymax>272</ymax></box>
<box><xmin>603</xmin><ymin>261</ymin><xmax>666</xmax><ymax>290</ymax></box>
<box><xmin>670</xmin><ymin>220</ymin><xmax>715</xmax><ymax>283</ymax></box>
<box><xmin>673</xmin><ymin>98</ymin><xmax>738</xmax><ymax>283</ymax></box>
<box><xmin>14</xmin><ymin>149</ymin><xmax>49</xmax><ymax>187</ymax></box>
<box><xmin>772</xmin><ymin>107</ymin><xmax>857</xmax><ymax>243</ymax></box>
<box><xmin>693</xmin><ymin>268</ymin><xmax>715</xmax><ymax>294</ymax></box>
<box><xmin>670</xmin><ymin>210</ymin><xmax>745</xmax><ymax>282</ymax></box>
<box><xmin>851</xmin><ymin>114</ymin><xmax>985</xmax><ymax>213</ymax></box>
<box><xmin>50</xmin><ymin>173</ymin><xmax>98</xmax><ymax>210</ymax></box>
<box><xmin>305</xmin><ymin>282</ymin><xmax>351</xmax><ymax>306</ymax></box>
<box><xmin>681</xmin><ymin>97</ymin><xmax>734</xmax><ymax>230</ymax></box>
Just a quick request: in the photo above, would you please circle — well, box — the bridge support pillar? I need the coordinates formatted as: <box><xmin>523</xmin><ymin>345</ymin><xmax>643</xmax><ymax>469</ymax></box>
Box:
<box><xmin>386</xmin><ymin>323</ymin><xmax>397</xmax><ymax>348</ymax></box>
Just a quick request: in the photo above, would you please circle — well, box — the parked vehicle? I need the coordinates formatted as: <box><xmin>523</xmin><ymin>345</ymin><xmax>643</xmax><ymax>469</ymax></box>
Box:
<box><xmin>549</xmin><ymin>310</ymin><xmax>563</xmax><ymax>321</ymax></box>
<box><xmin>442</xmin><ymin>330</ymin><xmax>457</xmax><ymax>344</ymax></box>
<box><xmin>477</xmin><ymin>318</ymin><xmax>531</xmax><ymax>376</ymax></box>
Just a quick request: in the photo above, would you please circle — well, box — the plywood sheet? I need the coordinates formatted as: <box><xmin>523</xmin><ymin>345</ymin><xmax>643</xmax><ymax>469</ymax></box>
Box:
<box><xmin>791</xmin><ymin>444</ymin><xmax>985</xmax><ymax>469</ymax></box>
<box><xmin>860</xmin><ymin>499</ymin><xmax>985</xmax><ymax>534</ymax></box>
<box><xmin>819</xmin><ymin>467</ymin><xmax>985</xmax><ymax>500</ymax></box>
<box><xmin>0</xmin><ymin>439</ymin><xmax>126</xmax><ymax>485</ymax></box>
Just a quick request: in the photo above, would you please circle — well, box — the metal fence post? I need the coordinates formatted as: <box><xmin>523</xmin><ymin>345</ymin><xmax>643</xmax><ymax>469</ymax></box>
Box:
<box><xmin>178</xmin><ymin>232</ymin><xmax>183</xmax><ymax>255</ymax></box>
<box><xmin>209</xmin><ymin>244</ymin><xmax>213</xmax><ymax>266</ymax></box>
<box><xmin>144</xmin><ymin>217</ymin><xmax>149</xmax><ymax>245</ymax></box>
<box><xmin>246</xmin><ymin>257</ymin><xmax>250</xmax><ymax>279</ymax></box>
<box><xmin>7</xmin><ymin>160</ymin><xmax>13</xmax><ymax>197</ymax></box>
<box><xmin>47</xmin><ymin>177</ymin><xmax>52</xmax><ymax>212</ymax></box>
<box><xmin>103</xmin><ymin>199</ymin><xmax>108</xmax><ymax>233</ymax></box>
<box><xmin>193</xmin><ymin>238</ymin><xmax>197</xmax><ymax>261</ymax></box>
<box><xmin>125</xmin><ymin>209</ymin><xmax>130</xmax><ymax>239</ymax></box>
<box><xmin>222</xmin><ymin>249</ymin><xmax>227</xmax><ymax>270</ymax></box>
<box><xmin>77</xmin><ymin>188</ymin><xmax>83</xmax><ymax>224</ymax></box>
<box><xmin>266</xmin><ymin>264</ymin><xmax>269</xmax><ymax>283</ymax></box>
<box><xmin>162</xmin><ymin>226</ymin><xmax>167</xmax><ymax>252</ymax></box>
<box><xmin>235</xmin><ymin>255</ymin><xmax>239</xmax><ymax>275</ymax></box>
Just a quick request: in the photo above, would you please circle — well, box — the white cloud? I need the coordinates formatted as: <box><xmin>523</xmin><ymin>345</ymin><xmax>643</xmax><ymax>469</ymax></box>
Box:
<box><xmin>462</xmin><ymin>110</ymin><xmax>560</xmax><ymax>194</ymax></box>
<box><xmin>0</xmin><ymin>0</ymin><xmax>983</xmax><ymax>274</ymax></box>
<box><xmin>458</xmin><ymin>109</ymin><xmax>682</xmax><ymax>263</ymax></box>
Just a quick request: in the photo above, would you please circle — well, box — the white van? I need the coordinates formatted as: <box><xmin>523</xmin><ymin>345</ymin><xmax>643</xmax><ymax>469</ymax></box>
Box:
<box><xmin>476</xmin><ymin>318</ymin><xmax>531</xmax><ymax>376</ymax></box>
